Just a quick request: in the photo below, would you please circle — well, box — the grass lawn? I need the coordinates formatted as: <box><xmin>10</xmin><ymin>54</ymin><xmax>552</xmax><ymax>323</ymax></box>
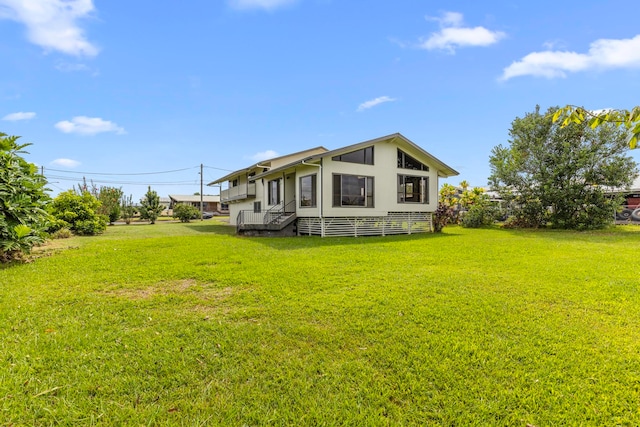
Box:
<box><xmin>1</xmin><ymin>220</ymin><xmax>639</xmax><ymax>426</ymax></box>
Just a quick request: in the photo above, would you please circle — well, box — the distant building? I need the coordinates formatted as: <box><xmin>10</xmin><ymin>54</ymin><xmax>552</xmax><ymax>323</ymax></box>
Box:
<box><xmin>168</xmin><ymin>194</ymin><xmax>228</xmax><ymax>214</ymax></box>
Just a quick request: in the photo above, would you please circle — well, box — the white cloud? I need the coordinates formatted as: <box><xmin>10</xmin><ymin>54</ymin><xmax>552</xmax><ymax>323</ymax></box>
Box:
<box><xmin>357</xmin><ymin>96</ymin><xmax>396</xmax><ymax>112</ymax></box>
<box><xmin>250</xmin><ymin>150</ymin><xmax>279</xmax><ymax>161</ymax></box>
<box><xmin>55</xmin><ymin>116</ymin><xmax>125</xmax><ymax>135</ymax></box>
<box><xmin>228</xmin><ymin>0</ymin><xmax>297</xmax><ymax>11</ymax></box>
<box><xmin>0</xmin><ymin>0</ymin><xmax>98</xmax><ymax>56</ymax></box>
<box><xmin>50</xmin><ymin>158</ymin><xmax>80</xmax><ymax>168</ymax></box>
<box><xmin>55</xmin><ymin>61</ymin><xmax>90</xmax><ymax>72</ymax></box>
<box><xmin>501</xmin><ymin>34</ymin><xmax>640</xmax><ymax>80</ymax></box>
<box><xmin>421</xmin><ymin>11</ymin><xmax>505</xmax><ymax>53</ymax></box>
<box><xmin>2</xmin><ymin>111</ymin><xmax>36</xmax><ymax>121</ymax></box>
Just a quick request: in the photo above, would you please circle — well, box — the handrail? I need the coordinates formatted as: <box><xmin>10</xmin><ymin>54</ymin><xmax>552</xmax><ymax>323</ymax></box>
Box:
<box><xmin>237</xmin><ymin>200</ymin><xmax>297</xmax><ymax>228</ymax></box>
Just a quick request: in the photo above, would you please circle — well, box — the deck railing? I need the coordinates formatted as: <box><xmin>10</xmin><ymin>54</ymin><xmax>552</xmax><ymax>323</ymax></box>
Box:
<box><xmin>220</xmin><ymin>182</ymin><xmax>256</xmax><ymax>202</ymax></box>
<box><xmin>237</xmin><ymin>200</ymin><xmax>297</xmax><ymax>230</ymax></box>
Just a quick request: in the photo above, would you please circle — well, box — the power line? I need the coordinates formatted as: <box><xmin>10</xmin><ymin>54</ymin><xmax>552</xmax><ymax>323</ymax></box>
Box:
<box><xmin>45</xmin><ymin>175</ymin><xmax>199</xmax><ymax>186</ymax></box>
<box><xmin>45</xmin><ymin>166</ymin><xmax>199</xmax><ymax>176</ymax></box>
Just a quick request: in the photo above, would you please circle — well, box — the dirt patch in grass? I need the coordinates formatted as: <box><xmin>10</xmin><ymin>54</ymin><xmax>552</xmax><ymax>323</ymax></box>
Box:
<box><xmin>101</xmin><ymin>280</ymin><xmax>236</xmax><ymax>300</ymax></box>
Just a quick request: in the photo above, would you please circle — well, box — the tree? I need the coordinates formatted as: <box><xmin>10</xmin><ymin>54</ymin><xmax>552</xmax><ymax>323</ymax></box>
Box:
<box><xmin>0</xmin><ymin>133</ymin><xmax>51</xmax><ymax>262</ymax></box>
<box><xmin>139</xmin><ymin>186</ymin><xmax>164</xmax><ymax>224</ymax></box>
<box><xmin>49</xmin><ymin>190</ymin><xmax>107</xmax><ymax>235</ymax></box>
<box><xmin>172</xmin><ymin>203</ymin><xmax>201</xmax><ymax>223</ymax></box>
<box><xmin>553</xmin><ymin>105</ymin><xmax>640</xmax><ymax>149</ymax></box>
<box><xmin>490</xmin><ymin>106</ymin><xmax>639</xmax><ymax>230</ymax></box>
<box><xmin>120</xmin><ymin>194</ymin><xmax>137</xmax><ymax>225</ymax></box>
<box><xmin>96</xmin><ymin>186</ymin><xmax>124</xmax><ymax>224</ymax></box>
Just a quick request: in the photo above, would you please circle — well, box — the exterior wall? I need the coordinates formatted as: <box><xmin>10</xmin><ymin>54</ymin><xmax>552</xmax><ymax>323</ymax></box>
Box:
<box><xmin>317</xmin><ymin>140</ymin><xmax>439</xmax><ymax>218</ymax></box>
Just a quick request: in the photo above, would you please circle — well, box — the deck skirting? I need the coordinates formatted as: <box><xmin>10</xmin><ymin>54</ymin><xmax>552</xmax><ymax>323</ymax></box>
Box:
<box><xmin>297</xmin><ymin>212</ymin><xmax>433</xmax><ymax>237</ymax></box>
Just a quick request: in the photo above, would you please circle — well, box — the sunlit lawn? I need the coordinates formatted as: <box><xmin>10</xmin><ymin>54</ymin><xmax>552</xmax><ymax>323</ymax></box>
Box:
<box><xmin>1</xmin><ymin>220</ymin><xmax>639</xmax><ymax>425</ymax></box>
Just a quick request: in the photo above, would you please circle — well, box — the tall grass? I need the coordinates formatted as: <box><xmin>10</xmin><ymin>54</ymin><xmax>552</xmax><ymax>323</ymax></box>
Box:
<box><xmin>1</xmin><ymin>220</ymin><xmax>639</xmax><ymax>425</ymax></box>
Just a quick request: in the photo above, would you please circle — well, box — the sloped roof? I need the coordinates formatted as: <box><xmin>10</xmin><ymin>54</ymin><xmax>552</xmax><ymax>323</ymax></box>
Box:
<box><xmin>252</xmin><ymin>133</ymin><xmax>459</xmax><ymax>180</ymax></box>
<box><xmin>207</xmin><ymin>146</ymin><xmax>328</xmax><ymax>185</ymax></box>
<box><xmin>169</xmin><ymin>194</ymin><xmax>221</xmax><ymax>203</ymax></box>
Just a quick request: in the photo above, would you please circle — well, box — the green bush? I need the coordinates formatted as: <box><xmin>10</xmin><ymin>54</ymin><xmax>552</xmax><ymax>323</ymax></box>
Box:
<box><xmin>49</xmin><ymin>190</ymin><xmax>107</xmax><ymax>236</ymax></box>
<box><xmin>51</xmin><ymin>228</ymin><xmax>72</xmax><ymax>239</ymax></box>
<box><xmin>461</xmin><ymin>204</ymin><xmax>500</xmax><ymax>228</ymax></box>
<box><xmin>172</xmin><ymin>204</ymin><xmax>201</xmax><ymax>222</ymax></box>
<box><xmin>0</xmin><ymin>133</ymin><xmax>50</xmax><ymax>262</ymax></box>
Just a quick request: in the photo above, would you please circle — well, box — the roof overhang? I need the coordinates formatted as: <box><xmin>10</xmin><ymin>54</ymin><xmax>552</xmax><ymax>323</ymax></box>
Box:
<box><xmin>252</xmin><ymin>133</ymin><xmax>459</xmax><ymax>180</ymax></box>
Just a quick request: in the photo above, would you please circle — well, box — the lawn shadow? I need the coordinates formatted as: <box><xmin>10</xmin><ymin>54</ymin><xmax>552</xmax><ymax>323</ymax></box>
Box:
<box><xmin>244</xmin><ymin>229</ymin><xmax>458</xmax><ymax>250</ymax></box>
<box><xmin>184</xmin><ymin>222</ymin><xmax>237</xmax><ymax>236</ymax></box>
<box><xmin>494</xmin><ymin>223</ymin><xmax>640</xmax><ymax>243</ymax></box>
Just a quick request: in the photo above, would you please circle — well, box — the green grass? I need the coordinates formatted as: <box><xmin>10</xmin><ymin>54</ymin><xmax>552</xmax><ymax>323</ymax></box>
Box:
<box><xmin>1</xmin><ymin>220</ymin><xmax>640</xmax><ymax>426</ymax></box>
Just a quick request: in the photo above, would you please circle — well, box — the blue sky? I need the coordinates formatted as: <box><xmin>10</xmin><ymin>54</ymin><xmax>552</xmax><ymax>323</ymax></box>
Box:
<box><xmin>2</xmin><ymin>0</ymin><xmax>639</xmax><ymax>200</ymax></box>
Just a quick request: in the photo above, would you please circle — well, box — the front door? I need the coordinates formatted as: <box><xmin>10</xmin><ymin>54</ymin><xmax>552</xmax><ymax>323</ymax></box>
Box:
<box><xmin>284</xmin><ymin>173</ymin><xmax>296</xmax><ymax>211</ymax></box>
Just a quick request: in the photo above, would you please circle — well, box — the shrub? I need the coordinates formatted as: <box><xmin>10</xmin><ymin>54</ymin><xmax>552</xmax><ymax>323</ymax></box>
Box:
<box><xmin>0</xmin><ymin>133</ymin><xmax>50</xmax><ymax>262</ymax></box>
<box><xmin>51</xmin><ymin>228</ymin><xmax>72</xmax><ymax>239</ymax></box>
<box><xmin>173</xmin><ymin>204</ymin><xmax>201</xmax><ymax>222</ymax></box>
<box><xmin>461</xmin><ymin>204</ymin><xmax>500</xmax><ymax>228</ymax></box>
<box><xmin>49</xmin><ymin>190</ymin><xmax>107</xmax><ymax>236</ymax></box>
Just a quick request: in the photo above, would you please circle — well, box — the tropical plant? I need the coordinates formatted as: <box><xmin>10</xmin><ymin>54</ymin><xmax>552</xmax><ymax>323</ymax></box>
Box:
<box><xmin>0</xmin><ymin>132</ymin><xmax>50</xmax><ymax>262</ymax></box>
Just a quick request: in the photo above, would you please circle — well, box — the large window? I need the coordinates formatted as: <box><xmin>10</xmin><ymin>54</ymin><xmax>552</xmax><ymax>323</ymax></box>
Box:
<box><xmin>398</xmin><ymin>149</ymin><xmax>429</xmax><ymax>171</ymax></box>
<box><xmin>398</xmin><ymin>175</ymin><xmax>428</xmax><ymax>204</ymax></box>
<box><xmin>332</xmin><ymin>146</ymin><xmax>374</xmax><ymax>165</ymax></box>
<box><xmin>333</xmin><ymin>174</ymin><xmax>374</xmax><ymax>207</ymax></box>
<box><xmin>268</xmin><ymin>179</ymin><xmax>280</xmax><ymax>205</ymax></box>
<box><xmin>299</xmin><ymin>174</ymin><xmax>317</xmax><ymax>207</ymax></box>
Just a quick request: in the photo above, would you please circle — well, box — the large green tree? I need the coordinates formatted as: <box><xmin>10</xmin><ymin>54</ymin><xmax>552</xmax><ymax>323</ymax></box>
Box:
<box><xmin>139</xmin><ymin>186</ymin><xmax>164</xmax><ymax>224</ymax></box>
<box><xmin>489</xmin><ymin>106</ymin><xmax>638</xmax><ymax>230</ymax></box>
<box><xmin>0</xmin><ymin>133</ymin><xmax>50</xmax><ymax>262</ymax></box>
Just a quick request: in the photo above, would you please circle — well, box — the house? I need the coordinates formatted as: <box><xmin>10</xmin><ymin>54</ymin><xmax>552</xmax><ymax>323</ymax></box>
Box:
<box><xmin>208</xmin><ymin>133</ymin><xmax>459</xmax><ymax>236</ymax></box>
<box><xmin>168</xmin><ymin>194</ymin><xmax>229</xmax><ymax>215</ymax></box>
<box><xmin>606</xmin><ymin>176</ymin><xmax>640</xmax><ymax>221</ymax></box>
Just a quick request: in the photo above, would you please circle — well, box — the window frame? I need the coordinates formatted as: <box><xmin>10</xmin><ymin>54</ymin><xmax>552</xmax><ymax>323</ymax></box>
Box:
<box><xmin>299</xmin><ymin>174</ymin><xmax>317</xmax><ymax>208</ymax></box>
<box><xmin>397</xmin><ymin>174</ymin><xmax>429</xmax><ymax>204</ymax></box>
<box><xmin>397</xmin><ymin>149</ymin><xmax>429</xmax><ymax>171</ymax></box>
<box><xmin>332</xmin><ymin>146</ymin><xmax>374</xmax><ymax>165</ymax></box>
<box><xmin>268</xmin><ymin>179</ymin><xmax>280</xmax><ymax>206</ymax></box>
<box><xmin>332</xmin><ymin>174</ymin><xmax>374</xmax><ymax>208</ymax></box>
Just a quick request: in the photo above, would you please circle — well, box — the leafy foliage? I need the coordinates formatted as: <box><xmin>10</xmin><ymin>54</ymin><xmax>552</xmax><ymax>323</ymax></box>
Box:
<box><xmin>0</xmin><ymin>132</ymin><xmax>50</xmax><ymax>262</ymax></box>
<box><xmin>172</xmin><ymin>203</ymin><xmax>201</xmax><ymax>222</ymax></box>
<box><xmin>97</xmin><ymin>186</ymin><xmax>124</xmax><ymax>224</ymax></box>
<box><xmin>120</xmin><ymin>194</ymin><xmax>137</xmax><ymax>225</ymax></box>
<box><xmin>437</xmin><ymin>181</ymin><xmax>498</xmax><ymax>229</ymax></box>
<box><xmin>553</xmin><ymin>105</ymin><xmax>640</xmax><ymax>149</ymax></box>
<box><xmin>139</xmin><ymin>186</ymin><xmax>164</xmax><ymax>224</ymax></box>
<box><xmin>490</xmin><ymin>106</ymin><xmax>639</xmax><ymax>230</ymax></box>
<box><xmin>49</xmin><ymin>190</ymin><xmax>107</xmax><ymax>235</ymax></box>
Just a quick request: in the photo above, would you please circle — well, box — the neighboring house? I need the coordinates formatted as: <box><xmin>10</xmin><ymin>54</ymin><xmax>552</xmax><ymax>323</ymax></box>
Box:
<box><xmin>208</xmin><ymin>133</ymin><xmax>459</xmax><ymax>236</ymax></box>
<box><xmin>159</xmin><ymin>197</ymin><xmax>171</xmax><ymax>211</ymax></box>
<box><xmin>606</xmin><ymin>176</ymin><xmax>640</xmax><ymax>221</ymax></box>
<box><xmin>168</xmin><ymin>194</ymin><xmax>229</xmax><ymax>214</ymax></box>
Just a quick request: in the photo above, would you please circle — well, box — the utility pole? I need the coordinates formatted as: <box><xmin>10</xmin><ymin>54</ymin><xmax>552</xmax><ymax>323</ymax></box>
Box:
<box><xmin>200</xmin><ymin>163</ymin><xmax>204</xmax><ymax>221</ymax></box>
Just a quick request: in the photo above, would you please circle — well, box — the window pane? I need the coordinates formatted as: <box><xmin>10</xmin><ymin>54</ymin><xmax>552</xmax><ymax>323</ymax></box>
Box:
<box><xmin>398</xmin><ymin>175</ymin><xmax>428</xmax><ymax>204</ymax></box>
<box><xmin>341</xmin><ymin>175</ymin><xmax>366</xmax><ymax>206</ymax></box>
<box><xmin>268</xmin><ymin>179</ymin><xmax>280</xmax><ymax>205</ymax></box>
<box><xmin>398</xmin><ymin>149</ymin><xmax>429</xmax><ymax>171</ymax></box>
<box><xmin>332</xmin><ymin>147</ymin><xmax>374</xmax><ymax>165</ymax></box>
<box><xmin>300</xmin><ymin>174</ymin><xmax>316</xmax><ymax>207</ymax></box>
